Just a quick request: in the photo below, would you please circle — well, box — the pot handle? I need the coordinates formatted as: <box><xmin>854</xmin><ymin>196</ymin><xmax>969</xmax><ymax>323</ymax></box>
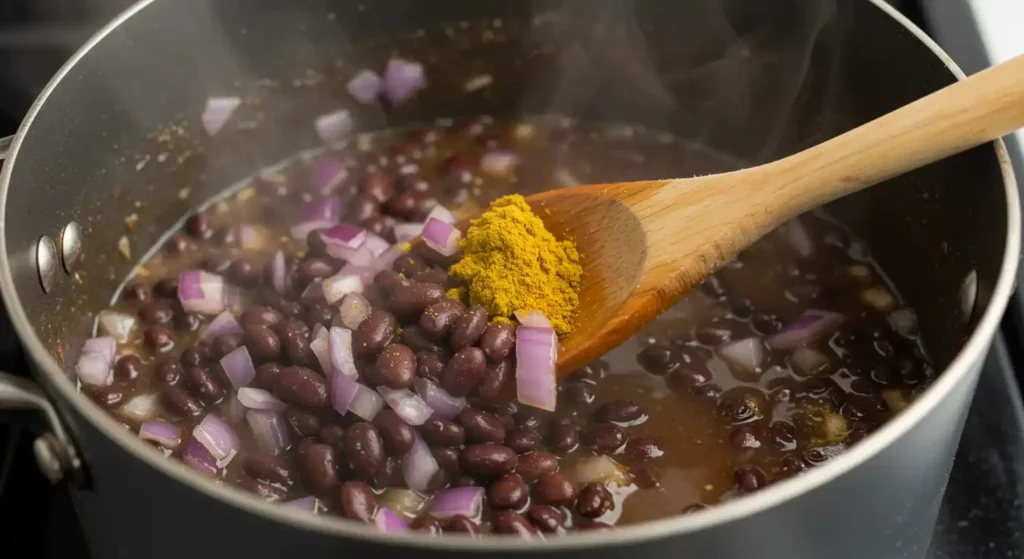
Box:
<box><xmin>0</xmin><ymin>370</ymin><xmax>84</xmax><ymax>485</ymax></box>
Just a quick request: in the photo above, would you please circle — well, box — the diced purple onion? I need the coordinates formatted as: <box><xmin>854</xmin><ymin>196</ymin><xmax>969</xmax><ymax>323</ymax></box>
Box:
<box><xmin>515</xmin><ymin>310</ymin><xmax>551</xmax><ymax>328</ymax></box>
<box><xmin>401</xmin><ymin>435</ymin><xmax>439</xmax><ymax>492</ymax></box>
<box><xmin>421</xmin><ymin>218</ymin><xmax>461</xmax><ymax>257</ymax></box>
<box><xmin>718</xmin><ymin>338</ymin><xmax>766</xmax><ymax>373</ymax></box>
<box><xmin>337</xmin><ymin>293</ymin><xmax>372</xmax><ymax>330</ymax></box>
<box><xmin>377</xmin><ymin>386</ymin><xmax>434</xmax><ymax>426</ymax></box>
<box><xmin>341</xmin><ymin>262</ymin><xmax>378</xmax><ymax>285</ymax></box>
<box><xmin>310</xmin><ymin>155</ymin><xmax>349</xmax><ymax>194</ymax></box>
<box><xmin>201</xmin><ymin>310</ymin><xmax>243</xmax><ymax>343</ymax></box>
<box><xmin>429</xmin><ymin>486</ymin><xmax>484</xmax><ymax>519</ymax></box>
<box><xmin>283</xmin><ymin>496</ymin><xmax>319</xmax><ymax>513</ymax></box>
<box><xmin>767</xmin><ymin>309</ymin><xmax>846</xmax><ymax>350</ymax></box>
<box><xmin>202</xmin><ymin>96</ymin><xmax>241</xmax><ymax>136</ymax></box>
<box><xmin>183</xmin><ymin>437</ymin><xmax>218</xmax><ymax>477</ymax></box>
<box><xmin>789</xmin><ymin>347</ymin><xmax>830</xmax><ymax>375</ymax></box>
<box><xmin>381</xmin><ymin>58</ymin><xmax>426</xmax><ymax>105</ymax></box>
<box><xmin>374</xmin><ymin>507</ymin><xmax>410</xmax><ymax>533</ymax></box>
<box><xmin>177</xmin><ymin>270</ymin><xmax>226</xmax><ymax>315</ymax></box>
<box><xmin>139</xmin><ymin>420</ymin><xmax>182</xmax><ymax>449</ymax></box>
<box><xmin>309</xmin><ymin>326</ymin><xmax>332</xmax><ymax>375</ymax></box>
<box><xmin>515</xmin><ymin>326</ymin><xmax>557</xmax><ymax>412</ymax></box>
<box><xmin>97</xmin><ymin>310</ymin><xmax>136</xmax><ymax>343</ymax></box>
<box><xmin>329</xmin><ymin>327</ymin><xmax>358</xmax><ymax>379</ymax></box>
<box><xmin>426</xmin><ymin>204</ymin><xmax>456</xmax><ymax>225</ymax></box>
<box><xmin>237</xmin><ymin>387</ymin><xmax>287</xmax><ymax>411</ymax></box>
<box><xmin>374</xmin><ymin>243</ymin><xmax>407</xmax><ymax>272</ymax></box>
<box><xmin>246</xmin><ymin>409</ymin><xmax>290</xmax><ymax>456</ymax></box>
<box><xmin>364</xmin><ymin>232</ymin><xmax>391</xmax><ymax>257</ymax></box>
<box><xmin>780</xmin><ymin>218</ymin><xmax>813</xmax><ymax>258</ymax></box>
<box><xmin>118</xmin><ymin>393</ymin><xmax>160</xmax><ymax>423</ymax></box>
<box><xmin>193</xmin><ymin>414</ymin><xmax>240</xmax><ymax>466</ymax></box>
<box><xmin>290</xmin><ymin>197</ymin><xmax>343</xmax><ymax>240</ymax></box>
<box><xmin>321</xmin><ymin>224</ymin><xmax>374</xmax><ymax>265</ymax></box>
<box><xmin>238</xmin><ymin>225</ymin><xmax>266</xmax><ymax>251</ymax></box>
<box><xmin>322</xmin><ymin>272</ymin><xmax>365</xmax><ymax>305</ymax></box>
<box><xmin>330</xmin><ymin>373</ymin><xmax>360</xmax><ymax>415</ymax></box>
<box><xmin>271</xmin><ymin>250</ymin><xmax>287</xmax><ymax>294</ymax></box>
<box><xmin>310</xmin><ymin>323</ymin><xmax>328</xmax><ymax>344</ymax></box>
<box><xmin>480</xmin><ymin>150</ymin><xmax>519</xmax><ymax>176</ymax></box>
<box><xmin>314</xmin><ymin>110</ymin><xmax>353</xmax><ymax>145</ymax></box>
<box><xmin>347</xmin><ymin>69</ymin><xmax>383</xmax><ymax>103</ymax></box>
<box><xmin>75</xmin><ymin>336</ymin><xmax>116</xmax><ymax>387</ymax></box>
<box><xmin>349</xmin><ymin>382</ymin><xmax>386</xmax><ymax>421</ymax></box>
<box><xmin>413</xmin><ymin>378</ymin><xmax>466</xmax><ymax>420</ymax></box>
<box><xmin>220</xmin><ymin>345</ymin><xmax>256</xmax><ymax>389</ymax></box>
<box><xmin>393</xmin><ymin>222</ymin><xmax>423</xmax><ymax>243</ymax></box>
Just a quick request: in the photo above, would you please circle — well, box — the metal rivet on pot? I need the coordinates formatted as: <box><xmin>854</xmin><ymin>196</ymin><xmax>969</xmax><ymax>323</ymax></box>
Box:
<box><xmin>59</xmin><ymin>221</ymin><xmax>83</xmax><ymax>273</ymax></box>
<box><xmin>36</xmin><ymin>236</ymin><xmax>58</xmax><ymax>293</ymax></box>
<box><xmin>960</xmin><ymin>269</ymin><xmax>978</xmax><ymax>321</ymax></box>
<box><xmin>32</xmin><ymin>433</ymin><xmax>68</xmax><ymax>484</ymax></box>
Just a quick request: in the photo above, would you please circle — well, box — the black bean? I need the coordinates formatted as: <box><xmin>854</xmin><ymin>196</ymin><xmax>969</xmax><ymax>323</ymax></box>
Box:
<box><xmin>505</xmin><ymin>427</ymin><xmax>543</xmax><ymax>455</ymax></box>
<box><xmin>514</xmin><ymin>409</ymin><xmax>548</xmax><ymax>431</ymax></box>
<box><xmin>695</xmin><ymin>325</ymin><xmax>733</xmax><ymax>346</ymax></box>
<box><xmin>344</xmin><ymin>423</ymin><xmax>386</xmax><ymax>481</ymax></box>
<box><xmin>412</xmin><ymin>514</ymin><xmax>443</xmax><ymax>535</ymax></box>
<box><xmin>389</xmin><ymin>282</ymin><xmax>445</xmax><ymax>318</ymax></box>
<box><xmin>453</xmin><ymin>475</ymin><xmax>479</xmax><ymax>488</ymax></box>
<box><xmin>300</xmin><ymin>443</ymin><xmax>340</xmax><ymax>497</ymax></box>
<box><xmin>90</xmin><ymin>384</ymin><xmax>128</xmax><ymax>409</ymax></box>
<box><xmin>113</xmin><ymin>355</ymin><xmax>143</xmax><ymax>382</ymax></box>
<box><xmin>279</xmin><ymin>319</ymin><xmax>318</xmax><ymax>368</ymax></box>
<box><xmin>458</xmin><ymin>410</ymin><xmax>506</xmax><ymax>445</ymax></box>
<box><xmin>527</xmin><ymin>505</ymin><xmax>564</xmax><ymax>533</ymax></box>
<box><xmin>460</xmin><ymin>444</ymin><xmax>518</xmax><ymax>476</ymax></box>
<box><xmin>211</xmin><ymin>334</ymin><xmax>243</xmax><ymax>360</ymax></box>
<box><xmin>411</xmin><ymin>268</ymin><xmax>448</xmax><ymax>286</ymax></box>
<box><xmin>319</xmin><ymin>424</ymin><xmax>346</xmax><ymax>448</ymax></box>
<box><xmin>161</xmin><ymin>385</ymin><xmax>203</xmax><ymax>417</ymax></box>
<box><xmin>166</xmin><ymin>234</ymin><xmax>195</xmax><ymax>256</ymax></box>
<box><xmin>347</xmin><ymin>194</ymin><xmax>379</xmax><ymax>223</ymax></box>
<box><xmin>476</xmin><ymin>359</ymin><xmax>511</xmax><ymax>401</ymax></box>
<box><xmin>533</xmin><ymin>473</ymin><xmax>578</xmax><ymax>506</ymax></box>
<box><xmin>637</xmin><ymin>344</ymin><xmax>678</xmax><ymax>375</ymax></box>
<box><xmin>244</xmin><ymin>325</ymin><xmax>281</xmax><ymax>362</ymax></box>
<box><xmin>361</xmin><ymin>171</ymin><xmax>393</xmax><ymax>203</ymax></box>
<box><xmin>241</xmin><ymin>306</ymin><xmax>284</xmax><ymax>328</ymax></box>
<box><xmin>400</xmin><ymin>325</ymin><xmax>447</xmax><ymax>355</ymax></box>
<box><xmin>186</xmin><ymin>366</ymin><xmax>226</xmax><ymax>404</ymax></box>
<box><xmin>447</xmin><ymin>515</ymin><xmax>479</xmax><ymax>535</ymax></box>
<box><xmin>273</xmin><ymin>366</ymin><xmax>329</xmax><ymax>410</ymax></box>
<box><xmin>422</xmin><ymin>418</ymin><xmax>465</xmax><ymax>447</ymax></box>
<box><xmin>228</xmin><ymin>259</ymin><xmax>261</xmax><ymax>288</ymax></box>
<box><xmin>595</xmin><ymin>400</ymin><xmax>647</xmax><ymax>425</ymax></box>
<box><xmin>561</xmin><ymin>382</ymin><xmax>595</xmax><ymax>406</ymax></box>
<box><xmin>284</xmin><ymin>408</ymin><xmax>321</xmax><ymax>438</ymax></box>
<box><xmin>581</xmin><ymin>424</ymin><xmax>627</xmax><ymax>453</ymax></box>
<box><xmin>203</xmin><ymin>255</ymin><xmax>233</xmax><ymax>274</ymax></box>
<box><xmin>122</xmin><ymin>282</ymin><xmax>151</xmax><ymax>303</ymax></box>
<box><xmin>576</xmin><ymin>483</ymin><xmax>614</xmax><ymax>518</ymax></box>
<box><xmin>735</xmin><ymin>465</ymin><xmax>767</xmax><ymax>492</ymax></box>
<box><xmin>431</xmin><ymin>446</ymin><xmax>462</xmax><ymax>474</ymax></box>
<box><xmin>492</xmin><ymin>511</ymin><xmax>536</xmax><ymax>536</ymax></box>
<box><xmin>442</xmin><ymin>347</ymin><xmax>487</xmax><ymax>397</ymax></box>
<box><xmin>479</xmin><ymin>323</ymin><xmax>515</xmax><ymax>362</ymax></box>
<box><xmin>175</xmin><ymin>312</ymin><xmax>202</xmax><ymax>332</ymax></box>
<box><xmin>296</xmin><ymin>258</ymin><xmax>338</xmax><ymax>287</ymax></box>
<box><xmin>625</xmin><ymin>436</ymin><xmax>666</xmax><ymax>461</ymax></box>
<box><xmin>419</xmin><ymin>299</ymin><xmax>465</xmax><ymax>340</ymax></box>
<box><xmin>144</xmin><ymin>326</ymin><xmax>175</xmax><ymax>353</ymax></box>
<box><xmin>374</xmin><ymin>270</ymin><xmax>409</xmax><ymax>299</ymax></box>
<box><xmin>548</xmin><ymin>424</ymin><xmax>579</xmax><ymax>454</ymax></box>
<box><xmin>373</xmin><ymin>409</ymin><xmax>417</xmax><ymax>456</ymax></box>
<box><xmin>385</xmin><ymin>191</ymin><xmax>417</xmax><ymax>220</ymax></box>
<box><xmin>450</xmin><ymin>306</ymin><xmax>487</xmax><ymax>350</ymax></box>
<box><xmin>244</xmin><ymin>453</ymin><xmax>295</xmax><ymax>486</ymax></box>
<box><xmin>253</xmin><ymin>362</ymin><xmax>281</xmax><ymax>390</ymax></box>
<box><xmin>261</xmin><ymin>289</ymin><xmax>304</xmax><ymax>318</ymax></box>
<box><xmin>138</xmin><ymin>300</ymin><xmax>174</xmax><ymax>326</ymax></box>
<box><xmin>665</xmin><ymin>368</ymin><xmax>710</xmax><ymax>393</ymax></box>
<box><xmin>153</xmin><ymin>359</ymin><xmax>182</xmax><ymax>386</ymax></box>
<box><xmin>416</xmin><ymin>351</ymin><xmax>445</xmax><ymax>383</ymax></box>
<box><xmin>185</xmin><ymin>213</ymin><xmax>213</xmax><ymax>240</ymax></box>
<box><xmin>210</xmin><ymin>225</ymin><xmax>238</xmax><ymax>247</ymax></box>
<box><xmin>393</xmin><ymin>253</ymin><xmax>428</xmax><ymax>278</ymax></box>
<box><xmin>305</xmin><ymin>302</ymin><xmax>333</xmax><ymax>329</ymax></box>
<box><xmin>375</xmin><ymin>344</ymin><xmax>416</xmax><ymax>389</ymax></box>
<box><xmin>340</xmin><ymin>480</ymin><xmax>377</xmax><ymax>522</ymax></box>
<box><xmin>352</xmin><ymin>310</ymin><xmax>398</xmax><ymax>356</ymax></box>
<box><xmin>780</xmin><ymin>455</ymin><xmax>808</xmax><ymax>477</ymax></box>
<box><xmin>153</xmin><ymin>277</ymin><xmax>179</xmax><ymax>299</ymax></box>
<box><xmin>306</xmin><ymin>229</ymin><xmax>328</xmax><ymax>257</ymax></box>
<box><xmin>516</xmin><ymin>451</ymin><xmax>558</xmax><ymax>483</ymax></box>
<box><xmin>488</xmin><ymin>473</ymin><xmax>528</xmax><ymax>510</ymax></box>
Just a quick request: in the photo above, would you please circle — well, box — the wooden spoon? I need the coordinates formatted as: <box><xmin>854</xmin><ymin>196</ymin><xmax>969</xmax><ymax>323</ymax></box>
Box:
<box><xmin>535</xmin><ymin>53</ymin><xmax>1024</xmax><ymax>376</ymax></box>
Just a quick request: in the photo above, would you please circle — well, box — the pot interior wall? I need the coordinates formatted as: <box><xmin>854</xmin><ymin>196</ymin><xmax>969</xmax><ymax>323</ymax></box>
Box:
<box><xmin>1</xmin><ymin>0</ymin><xmax>1007</xmax><ymax>390</ymax></box>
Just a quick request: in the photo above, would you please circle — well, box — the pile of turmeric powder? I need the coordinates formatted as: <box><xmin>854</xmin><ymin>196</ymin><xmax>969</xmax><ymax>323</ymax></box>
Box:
<box><xmin>448</xmin><ymin>195</ymin><xmax>581</xmax><ymax>336</ymax></box>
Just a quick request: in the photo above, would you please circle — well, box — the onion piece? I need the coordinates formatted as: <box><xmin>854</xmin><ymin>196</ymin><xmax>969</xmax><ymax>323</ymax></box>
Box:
<box><xmin>768</xmin><ymin>309</ymin><xmax>846</xmax><ymax>350</ymax></box>
<box><xmin>401</xmin><ymin>435</ymin><xmax>439</xmax><ymax>492</ymax></box>
<box><xmin>117</xmin><ymin>393</ymin><xmax>160</xmax><ymax>423</ymax></box>
<box><xmin>480</xmin><ymin>150</ymin><xmax>519</xmax><ymax>176</ymax></box>
<box><xmin>75</xmin><ymin>336</ymin><xmax>116</xmax><ymax>387</ymax></box>
<box><xmin>329</xmin><ymin>327</ymin><xmax>358</xmax><ymax>379</ymax></box>
<box><xmin>224</xmin><ymin>393</ymin><xmax>246</xmax><ymax>424</ymax></box>
<box><xmin>183</xmin><ymin>437</ymin><xmax>218</xmax><ymax>477</ymax></box>
<box><xmin>718</xmin><ymin>338</ymin><xmax>766</xmax><ymax>374</ymax></box>
<box><xmin>514</xmin><ymin>310</ymin><xmax>551</xmax><ymax>328</ymax></box>
<box><xmin>314</xmin><ymin>110</ymin><xmax>353</xmax><ymax>145</ymax></box>
<box><xmin>310</xmin><ymin>155</ymin><xmax>349</xmax><ymax>194</ymax></box>
<box><xmin>322</xmin><ymin>272</ymin><xmax>365</xmax><ymax>305</ymax></box>
<box><xmin>284</xmin><ymin>496</ymin><xmax>319</xmax><ymax>513</ymax></box>
<box><xmin>780</xmin><ymin>218</ymin><xmax>813</xmax><ymax>258</ymax></box>
<box><xmin>220</xmin><ymin>346</ymin><xmax>256</xmax><ymax>389</ymax></box>
<box><xmin>888</xmin><ymin>308</ymin><xmax>918</xmax><ymax>337</ymax></box>
<box><xmin>247</xmin><ymin>409</ymin><xmax>290</xmax><ymax>456</ymax></box>
<box><xmin>290</xmin><ymin>197</ymin><xmax>343</xmax><ymax>240</ymax></box>
<box><xmin>425</xmin><ymin>204</ymin><xmax>456</xmax><ymax>225</ymax></box>
<box><xmin>421</xmin><ymin>218</ymin><xmax>461</xmax><ymax>257</ymax></box>
<box><xmin>572</xmin><ymin>455</ymin><xmax>631</xmax><ymax>485</ymax></box>
<box><xmin>321</xmin><ymin>224</ymin><xmax>374</xmax><ymax>265</ymax></box>
<box><xmin>193</xmin><ymin>414</ymin><xmax>240</xmax><ymax>466</ymax></box>
<box><xmin>337</xmin><ymin>293</ymin><xmax>372</xmax><ymax>330</ymax></box>
<box><xmin>429</xmin><ymin>486</ymin><xmax>483</xmax><ymax>519</ymax></box>
<box><xmin>139</xmin><ymin>420</ymin><xmax>182</xmax><ymax>449</ymax></box>
<box><xmin>789</xmin><ymin>347</ymin><xmax>831</xmax><ymax>376</ymax></box>
<box><xmin>97</xmin><ymin>310</ymin><xmax>136</xmax><ymax>343</ymax></box>
<box><xmin>379</xmin><ymin>489</ymin><xmax>428</xmax><ymax>518</ymax></box>
<box><xmin>300</xmin><ymin>279</ymin><xmax>325</xmax><ymax>305</ymax></box>
<box><xmin>202</xmin><ymin>96</ymin><xmax>241</xmax><ymax>136</ymax></box>
<box><xmin>201</xmin><ymin>310</ymin><xmax>243</xmax><ymax>343</ymax></box>
<box><xmin>374</xmin><ymin>507</ymin><xmax>410</xmax><ymax>533</ymax></box>
<box><xmin>238</xmin><ymin>225</ymin><xmax>266</xmax><ymax>251</ymax></box>
<box><xmin>515</xmin><ymin>326</ymin><xmax>558</xmax><ymax>411</ymax></box>
<box><xmin>393</xmin><ymin>222</ymin><xmax>423</xmax><ymax>243</ymax></box>
<box><xmin>350</xmin><ymin>382</ymin><xmax>386</xmax><ymax>420</ymax></box>
<box><xmin>330</xmin><ymin>373</ymin><xmax>360</xmax><ymax>415</ymax></box>
<box><xmin>237</xmin><ymin>387</ymin><xmax>287</xmax><ymax>411</ymax></box>
<box><xmin>381</xmin><ymin>58</ymin><xmax>426</xmax><ymax>105</ymax></box>
<box><xmin>364</xmin><ymin>232</ymin><xmax>391</xmax><ymax>257</ymax></box>
<box><xmin>309</xmin><ymin>326</ymin><xmax>332</xmax><ymax>375</ymax></box>
<box><xmin>347</xmin><ymin>69</ymin><xmax>382</xmax><ymax>103</ymax></box>
<box><xmin>177</xmin><ymin>270</ymin><xmax>226</xmax><ymax>315</ymax></box>
<box><xmin>377</xmin><ymin>386</ymin><xmax>434</xmax><ymax>426</ymax></box>
<box><xmin>271</xmin><ymin>250</ymin><xmax>287</xmax><ymax>294</ymax></box>
<box><xmin>413</xmin><ymin>378</ymin><xmax>466</xmax><ymax>420</ymax></box>
<box><xmin>374</xmin><ymin>243</ymin><xmax>407</xmax><ymax>272</ymax></box>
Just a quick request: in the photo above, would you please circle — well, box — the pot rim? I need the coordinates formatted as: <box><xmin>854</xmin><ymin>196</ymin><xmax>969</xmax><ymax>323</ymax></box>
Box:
<box><xmin>0</xmin><ymin>0</ymin><xmax>1020</xmax><ymax>550</ymax></box>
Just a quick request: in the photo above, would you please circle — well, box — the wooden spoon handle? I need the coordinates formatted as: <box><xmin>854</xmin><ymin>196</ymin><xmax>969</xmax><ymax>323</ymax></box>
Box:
<box><xmin>759</xmin><ymin>52</ymin><xmax>1024</xmax><ymax>215</ymax></box>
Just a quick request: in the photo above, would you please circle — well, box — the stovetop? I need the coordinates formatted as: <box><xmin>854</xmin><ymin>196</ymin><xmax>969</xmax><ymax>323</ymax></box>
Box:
<box><xmin>2</xmin><ymin>0</ymin><xmax>1024</xmax><ymax>557</ymax></box>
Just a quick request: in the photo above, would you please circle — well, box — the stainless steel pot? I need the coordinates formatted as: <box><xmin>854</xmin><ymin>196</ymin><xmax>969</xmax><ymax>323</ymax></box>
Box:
<box><xmin>0</xmin><ymin>1</ymin><xmax>1019</xmax><ymax>558</ymax></box>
